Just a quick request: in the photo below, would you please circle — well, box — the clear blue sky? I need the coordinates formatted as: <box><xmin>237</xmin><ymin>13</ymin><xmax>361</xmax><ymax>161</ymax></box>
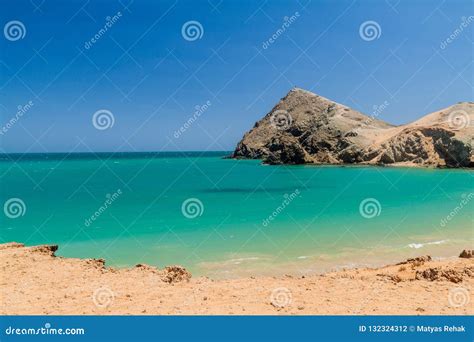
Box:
<box><xmin>1</xmin><ymin>0</ymin><xmax>472</xmax><ymax>153</ymax></box>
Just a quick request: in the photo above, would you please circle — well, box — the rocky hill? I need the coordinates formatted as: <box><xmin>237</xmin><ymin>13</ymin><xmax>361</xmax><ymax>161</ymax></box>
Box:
<box><xmin>233</xmin><ymin>88</ymin><xmax>473</xmax><ymax>167</ymax></box>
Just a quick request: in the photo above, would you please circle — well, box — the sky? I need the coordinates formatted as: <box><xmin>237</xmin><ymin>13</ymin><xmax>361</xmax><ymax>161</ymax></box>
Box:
<box><xmin>0</xmin><ymin>0</ymin><xmax>472</xmax><ymax>153</ymax></box>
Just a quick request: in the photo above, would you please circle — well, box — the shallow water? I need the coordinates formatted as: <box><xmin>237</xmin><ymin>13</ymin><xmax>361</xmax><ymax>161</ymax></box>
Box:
<box><xmin>1</xmin><ymin>152</ymin><xmax>472</xmax><ymax>278</ymax></box>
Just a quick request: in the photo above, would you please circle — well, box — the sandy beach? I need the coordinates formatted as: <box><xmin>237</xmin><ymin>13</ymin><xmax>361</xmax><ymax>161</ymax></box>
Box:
<box><xmin>1</xmin><ymin>242</ymin><xmax>472</xmax><ymax>315</ymax></box>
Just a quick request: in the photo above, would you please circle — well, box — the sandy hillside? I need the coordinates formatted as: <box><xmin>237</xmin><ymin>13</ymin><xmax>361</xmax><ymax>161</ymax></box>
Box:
<box><xmin>1</xmin><ymin>242</ymin><xmax>473</xmax><ymax>315</ymax></box>
<box><xmin>233</xmin><ymin>88</ymin><xmax>473</xmax><ymax>167</ymax></box>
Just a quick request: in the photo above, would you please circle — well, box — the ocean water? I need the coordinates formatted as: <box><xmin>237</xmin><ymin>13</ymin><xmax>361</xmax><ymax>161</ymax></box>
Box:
<box><xmin>1</xmin><ymin>152</ymin><xmax>472</xmax><ymax>278</ymax></box>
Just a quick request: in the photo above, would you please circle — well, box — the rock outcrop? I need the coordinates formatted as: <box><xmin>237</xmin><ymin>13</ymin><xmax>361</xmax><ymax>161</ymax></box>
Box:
<box><xmin>459</xmin><ymin>250</ymin><xmax>474</xmax><ymax>258</ymax></box>
<box><xmin>397</xmin><ymin>255</ymin><xmax>432</xmax><ymax>266</ymax></box>
<box><xmin>161</xmin><ymin>265</ymin><xmax>192</xmax><ymax>283</ymax></box>
<box><xmin>415</xmin><ymin>266</ymin><xmax>474</xmax><ymax>283</ymax></box>
<box><xmin>2</xmin><ymin>242</ymin><xmax>191</xmax><ymax>284</ymax></box>
<box><xmin>233</xmin><ymin>88</ymin><xmax>473</xmax><ymax>167</ymax></box>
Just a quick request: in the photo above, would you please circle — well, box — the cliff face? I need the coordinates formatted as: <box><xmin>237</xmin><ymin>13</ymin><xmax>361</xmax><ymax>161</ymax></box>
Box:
<box><xmin>233</xmin><ymin>88</ymin><xmax>473</xmax><ymax>167</ymax></box>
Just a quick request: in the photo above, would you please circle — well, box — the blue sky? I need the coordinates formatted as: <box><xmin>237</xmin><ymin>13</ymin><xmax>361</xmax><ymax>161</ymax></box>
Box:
<box><xmin>0</xmin><ymin>0</ymin><xmax>472</xmax><ymax>153</ymax></box>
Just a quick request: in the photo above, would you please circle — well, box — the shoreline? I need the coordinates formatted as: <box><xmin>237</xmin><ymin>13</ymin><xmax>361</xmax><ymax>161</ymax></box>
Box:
<box><xmin>260</xmin><ymin>161</ymin><xmax>474</xmax><ymax>171</ymax></box>
<box><xmin>53</xmin><ymin>235</ymin><xmax>471</xmax><ymax>279</ymax></box>
<box><xmin>1</xmin><ymin>242</ymin><xmax>472</xmax><ymax>315</ymax></box>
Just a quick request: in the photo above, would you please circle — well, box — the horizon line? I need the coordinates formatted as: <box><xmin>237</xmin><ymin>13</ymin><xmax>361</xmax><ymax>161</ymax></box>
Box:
<box><xmin>0</xmin><ymin>150</ymin><xmax>233</xmax><ymax>155</ymax></box>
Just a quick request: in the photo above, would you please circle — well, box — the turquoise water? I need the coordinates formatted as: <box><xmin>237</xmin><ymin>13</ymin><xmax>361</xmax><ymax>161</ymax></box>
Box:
<box><xmin>1</xmin><ymin>152</ymin><xmax>472</xmax><ymax>278</ymax></box>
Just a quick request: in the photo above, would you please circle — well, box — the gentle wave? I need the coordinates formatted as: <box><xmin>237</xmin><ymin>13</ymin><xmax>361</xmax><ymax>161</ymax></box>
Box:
<box><xmin>407</xmin><ymin>240</ymin><xmax>448</xmax><ymax>249</ymax></box>
<box><xmin>228</xmin><ymin>257</ymin><xmax>260</xmax><ymax>264</ymax></box>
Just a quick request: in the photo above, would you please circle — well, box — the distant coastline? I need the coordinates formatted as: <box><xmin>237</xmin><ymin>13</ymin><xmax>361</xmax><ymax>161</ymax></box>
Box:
<box><xmin>0</xmin><ymin>151</ymin><xmax>231</xmax><ymax>161</ymax></box>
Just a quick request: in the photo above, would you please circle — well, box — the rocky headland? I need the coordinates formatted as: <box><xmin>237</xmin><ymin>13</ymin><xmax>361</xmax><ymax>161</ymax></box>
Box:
<box><xmin>233</xmin><ymin>88</ymin><xmax>473</xmax><ymax>167</ymax></box>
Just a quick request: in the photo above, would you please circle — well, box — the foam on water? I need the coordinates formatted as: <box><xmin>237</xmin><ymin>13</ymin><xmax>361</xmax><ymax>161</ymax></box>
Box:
<box><xmin>407</xmin><ymin>240</ymin><xmax>449</xmax><ymax>249</ymax></box>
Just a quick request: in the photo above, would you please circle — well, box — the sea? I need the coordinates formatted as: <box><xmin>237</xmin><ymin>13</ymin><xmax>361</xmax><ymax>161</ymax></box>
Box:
<box><xmin>1</xmin><ymin>152</ymin><xmax>472</xmax><ymax>278</ymax></box>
